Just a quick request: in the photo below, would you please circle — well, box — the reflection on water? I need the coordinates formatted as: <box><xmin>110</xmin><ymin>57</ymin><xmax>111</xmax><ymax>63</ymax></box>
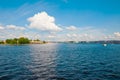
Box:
<box><xmin>26</xmin><ymin>44</ymin><xmax>58</xmax><ymax>79</ymax></box>
<box><xmin>0</xmin><ymin>43</ymin><xmax>120</xmax><ymax>80</ymax></box>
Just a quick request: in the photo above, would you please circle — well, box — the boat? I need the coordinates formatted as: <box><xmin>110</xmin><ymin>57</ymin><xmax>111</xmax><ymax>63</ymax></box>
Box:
<box><xmin>103</xmin><ymin>44</ymin><xmax>107</xmax><ymax>46</ymax></box>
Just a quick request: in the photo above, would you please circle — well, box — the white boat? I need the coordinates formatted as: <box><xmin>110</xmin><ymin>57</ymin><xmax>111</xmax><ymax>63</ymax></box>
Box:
<box><xmin>103</xmin><ymin>44</ymin><xmax>107</xmax><ymax>46</ymax></box>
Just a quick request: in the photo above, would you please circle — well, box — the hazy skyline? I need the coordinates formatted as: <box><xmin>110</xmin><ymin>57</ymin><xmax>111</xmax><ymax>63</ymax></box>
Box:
<box><xmin>0</xmin><ymin>0</ymin><xmax>120</xmax><ymax>41</ymax></box>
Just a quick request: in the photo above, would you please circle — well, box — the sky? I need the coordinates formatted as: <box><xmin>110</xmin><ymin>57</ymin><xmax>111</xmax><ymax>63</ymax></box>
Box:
<box><xmin>0</xmin><ymin>0</ymin><xmax>120</xmax><ymax>41</ymax></box>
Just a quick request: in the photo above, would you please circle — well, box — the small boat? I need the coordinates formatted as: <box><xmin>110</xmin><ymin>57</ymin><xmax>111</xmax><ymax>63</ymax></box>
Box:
<box><xmin>103</xmin><ymin>44</ymin><xmax>107</xmax><ymax>46</ymax></box>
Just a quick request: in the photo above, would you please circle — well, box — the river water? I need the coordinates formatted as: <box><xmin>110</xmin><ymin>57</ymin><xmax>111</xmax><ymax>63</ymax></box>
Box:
<box><xmin>0</xmin><ymin>43</ymin><xmax>120</xmax><ymax>80</ymax></box>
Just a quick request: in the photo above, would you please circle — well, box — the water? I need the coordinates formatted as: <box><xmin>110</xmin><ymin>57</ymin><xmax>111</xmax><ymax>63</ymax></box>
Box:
<box><xmin>0</xmin><ymin>43</ymin><xmax>120</xmax><ymax>80</ymax></box>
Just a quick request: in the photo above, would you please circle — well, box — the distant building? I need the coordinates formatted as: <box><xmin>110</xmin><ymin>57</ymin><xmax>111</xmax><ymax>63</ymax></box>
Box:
<box><xmin>30</xmin><ymin>40</ymin><xmax>47</xmax><ymax>44</ymax></box>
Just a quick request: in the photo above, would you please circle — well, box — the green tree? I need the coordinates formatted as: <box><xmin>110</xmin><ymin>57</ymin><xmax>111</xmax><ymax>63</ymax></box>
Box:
<box><xmin>13</xmin><ymin>38</ymin><xmax>18</xmax><ymax>44</ymax></box>
<box><xmin>34</xmin><ymin>39</ymin><xmax>40</xmax><ymax>41</ymax></box>
<box><xmin>6</xmin><ymin>39</ymin><xmax>13</xmax><ymax>44</ymax></box>
<box><xmin>5</xmin><ymin>37</ymin><xmax>30</xmax><ymax>44</ymax></box>
<box><xmin>43</xmin><ymin>41</ymin><xmax>46</xmax><ymax>43</ymax></box>
<box><xmin>0</xmin><ymin>41</ymin><xmax>4</xmax><ymax>44</ymax></box>
<box><xmin>6</xmin><ymin>38</ymin><xmax>18</xmax><ymax>44</ymax></box>
<box><xmin>18</xmin><ymin>37</ymin><xmax>30</xmax><ymax>44</ymax></box>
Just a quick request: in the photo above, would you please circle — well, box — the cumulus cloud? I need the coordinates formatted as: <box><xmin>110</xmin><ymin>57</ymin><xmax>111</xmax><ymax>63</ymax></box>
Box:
<box><xmin>0</xmin><ymin>24</ymin><xmax>27</xmax><ymax>40</ymax></box>
<box><xmin>28</xmin><ymin>11</ymin><xmax>62</xmax><ymax>31</ymax></box>
<box><xmin>102</xmin><ymin>32</ymin><xmax>120</xmax><ymax>40</ymax></box>
<box><xmin>0</xmin><ymin>26</ymin><xmax>4</xmax><ymax>30</ymax></box>
<box><xmin>48</xmin><ymin>35</ymin><xmax>55</xmax><ymax>38</ymax></box>
<box><xmin>66</xmin><ymin>26</ymin><xmax>77</xmax><ymax>30</ymax></box>
<box><xmin>0</xmin><ymin>11</ymin><xmax>119</xmax><ymax>41</ymax></box>
<box><xmin>68</xmin><ymin>34</ymin><xmax>77</xmax><ymax>37</ymax></box>
<box><xmin>6</xmin><ymin>25</ymin><xmax>26</xmax><ymax>30</ymax></box>
<box><xmin>104</xmin><ymin>35</ymin><xmax>115</xmax><ymax>40</ymax></box>
<box><xmin>114</xmin><ymin>32</ymin><xmax>120</xmax><ymax>37</ymax></box>
<box><xmin>66</xmin><ymin>33</ymin><xmax>94</xmax><ymax>41</ymax></box>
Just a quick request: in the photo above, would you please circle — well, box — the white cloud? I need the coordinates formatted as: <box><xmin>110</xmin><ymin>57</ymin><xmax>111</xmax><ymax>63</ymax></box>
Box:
<box><xmin>0</xmin><ymin>22</ymin><xmax>109</xmax><ymax>41</ymax></box>
<box><xmin>48</xmin><ymin>35</ymin><xmax>55</xmax><ymax>38</ymax></box>
<box><xmin>72</xmin><ymin>34</ymin><xmax>77</xmax><ymax>37</ymax></box>
<box><xmin>114</xmin><ymin>32</ymin><xmax>120</xmax><ymax>37</ymax></box>
<box><xmin>102</xmin><ymin>32</ymin><xmax>120</xmax><ymax>40</ymax></box>
<box><xmin>0</xmin><ymin>26</ymin><xmax>4</xmax><ymax>30</ymax></box>
<box><xmin>0</xmin><ymin>10</ymin><xmax>119</xmax><ymax>41</ymax></box>
<box><xmin>28</xmin><ymin>11</ymin><xmax>62</xmax><ymax>31</ymax></box>
<box><xmin>0</xmin><ymin>24</ymin><xmax>26</xmax><ymax>40</ymax></box>
<box><xmin>66</xmin><ymin>33</ymin><xmax>78</xmax><ymax>37</ymax></box>
<box><xmin>6</xmin><ymin>25</ymin><xmax>26</xmax><ymax>30</ymax></box>
<box><xmin>66</xmin><ymin>34</ymin><xmax>71</xmax><ymax>37</ymax></box>
<box><xmin>66</xmin><ymin>26</ymin><xmax>77</xmax><ymax>30</ymax></box>
<box><xmin>20</xmin><ymin>32</ymin><xmax>41</xmax><ymax>40</ymax></box>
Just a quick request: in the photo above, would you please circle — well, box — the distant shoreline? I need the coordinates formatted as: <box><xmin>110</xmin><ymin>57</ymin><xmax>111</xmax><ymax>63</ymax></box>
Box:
<box><xmin>49</xmin><ymin>40</ymin><xmax>120</xmax><ymax>44</ymax></box>
<box><xmin>0</xmin><ymin>37</ymin><xmax>47</xmax><ymax>45</ymax></box>
<box><xmin>1</xmin><ymin>38</ymin><xmax>120</xmax><ymax>45</ymax></box>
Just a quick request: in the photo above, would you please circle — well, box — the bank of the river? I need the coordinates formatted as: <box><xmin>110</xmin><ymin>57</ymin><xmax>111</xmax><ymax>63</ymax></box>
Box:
<box><xmin>0</xmin><ymin>37</ymin><xmax>47</xmax><ymax>45</ymax></box>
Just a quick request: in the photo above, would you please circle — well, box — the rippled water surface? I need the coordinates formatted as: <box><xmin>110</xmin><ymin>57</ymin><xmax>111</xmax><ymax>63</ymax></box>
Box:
<box><xmin>0</xmin><ymin>43</ymin><xmax>120</xmax><ymax>80</ymax></box>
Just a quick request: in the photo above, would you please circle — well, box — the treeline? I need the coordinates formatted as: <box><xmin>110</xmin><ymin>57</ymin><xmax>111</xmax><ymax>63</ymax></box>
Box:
<box><xmin>0</xmin><ymin>37</ymin><xmax>47</xmax><ymax>44</ymax></box>
<box><xmin>0</xmin><ymin>41</ymin><xmax>4</xmax><ymax>44</ymax></box>
<box><xmin>6</xmin><ymin>37</ymin><xmax>30</xmax><ymax>44</ymax></box>
<box><xmin>0</xmin><ymin>37</ymin><xmax>30</xmax><ymax>44</ymax></box>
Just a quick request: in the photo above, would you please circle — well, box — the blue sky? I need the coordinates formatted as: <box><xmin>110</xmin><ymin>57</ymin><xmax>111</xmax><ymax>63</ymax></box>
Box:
<box><xmin>0</xmin><ymin>0</ymin><xmax>120</xmax><ymax>41</ymax></box>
